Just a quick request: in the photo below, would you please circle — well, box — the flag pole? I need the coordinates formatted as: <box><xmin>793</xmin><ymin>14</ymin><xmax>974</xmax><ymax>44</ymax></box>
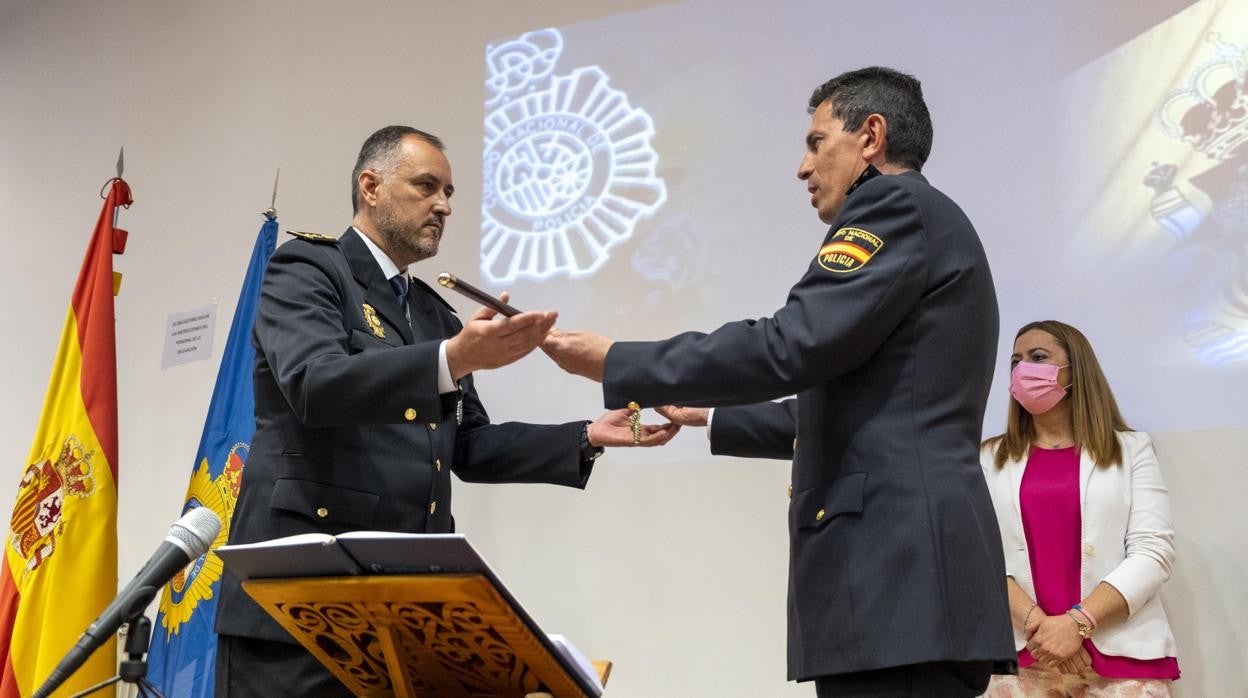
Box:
<box><xmin>262</xmin><ymin>167</ymin><xmax>279</xmax><ymax>221</ymax></box>
<box><xmin>113</xmin><ymin>147</ymin><xmax>124</xmax><ymax>228</ymax></box>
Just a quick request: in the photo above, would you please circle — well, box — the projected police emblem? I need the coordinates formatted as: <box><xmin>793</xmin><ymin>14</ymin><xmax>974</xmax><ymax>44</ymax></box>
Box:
<box><xmin>482</xmin><ymin>29</ymin><xmax>666</xmax><ymax>283</ymax></box>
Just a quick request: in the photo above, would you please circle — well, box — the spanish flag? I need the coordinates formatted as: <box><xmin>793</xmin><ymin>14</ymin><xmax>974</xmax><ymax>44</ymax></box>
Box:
<box><xmin>0</xmin><ymin>179</ymin><xmax>131</xmax><ymax>696</ymax></box>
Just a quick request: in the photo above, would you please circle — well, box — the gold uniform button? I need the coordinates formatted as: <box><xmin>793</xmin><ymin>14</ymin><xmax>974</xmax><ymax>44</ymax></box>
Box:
<box><xmin>429</xmin><ymin>501</ymin><xmax>437</xmax><ymax>515</ymax></box>
<box><xmin>403</xmin><ymin>408</ymin><xmax>417</xmax><ymax>421</ymax></box>
<box><xmin>793</xmin><ymin>438</ymin><xmax>798</xmax><ymax>450</ymax></box>
<box><xmin>787</xmin><ymin>484</ymin><xmax>793</xmax><ymax>498</ymax></box>
<box><xmin>428</xmin><ymin>422</ymin><xmax>438</xmax><ymax>431</ymax></box>
<box><xmin>435</xmin><ymin>458</ymin><xmax>443</xmax><ymax>472</ymax></box>
<box><xmin>815</xmin><ymin>508</ymin><xmax>826</xmax><ymax>522</ymax></box>
<box><xmin>316</xmin><ymin>507</ymin><xmax>329</xmax><ymax>518</ymax></box>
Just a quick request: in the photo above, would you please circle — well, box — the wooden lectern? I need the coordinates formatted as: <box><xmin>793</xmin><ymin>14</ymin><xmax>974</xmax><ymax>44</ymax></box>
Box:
<box><xmin>224</xmin><ymin>533</ymin><xmax>610</xmax><ymax>697</ymax></box>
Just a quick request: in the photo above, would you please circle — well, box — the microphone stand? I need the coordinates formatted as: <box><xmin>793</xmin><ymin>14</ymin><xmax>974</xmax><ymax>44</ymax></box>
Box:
<box><xmin>70</xmin><ymin>614</ymin><xmax>165</xmax><ymax>698</ymax></box>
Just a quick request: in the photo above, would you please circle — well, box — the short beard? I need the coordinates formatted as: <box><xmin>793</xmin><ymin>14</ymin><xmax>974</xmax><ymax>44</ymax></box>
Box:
<box><xmin>376</xmin><ymin>206</ymin><xmax>438</xmax><ymax>266</ymax></box>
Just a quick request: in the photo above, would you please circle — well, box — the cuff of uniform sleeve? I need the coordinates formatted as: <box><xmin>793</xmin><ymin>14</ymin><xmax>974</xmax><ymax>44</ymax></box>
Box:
<box><xmin>437</xmin><ymin>340</ymin><xmax>456</xmax><ymax>394</ymax></box>
<box><xmin>706</xmin><ymin>408</ymin><xmax>715</xmax><ymax>441</ymax></box>
<box><xmin>580</xmin><ymin>421</ymin><xmax>605</xmax><ymax>463</ymax></box>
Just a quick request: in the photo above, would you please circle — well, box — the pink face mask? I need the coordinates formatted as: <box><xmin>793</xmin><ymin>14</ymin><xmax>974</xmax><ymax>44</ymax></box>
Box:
<box><xmin>1009</xmin><ymin>361</ymin><xmax>1070</xmax><ymax>415</ymax></box>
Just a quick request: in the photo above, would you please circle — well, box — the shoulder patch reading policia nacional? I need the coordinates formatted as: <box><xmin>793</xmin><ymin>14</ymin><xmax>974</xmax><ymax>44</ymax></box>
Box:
<box><xmin>286</xmin><ymin>230</ymin><xmax>339</xmax><ymax>244</ymax></box>
<box><xmin>818</xmin><ymin>228</ymin><xmax>883</xmax><ymax>273</ymax></box>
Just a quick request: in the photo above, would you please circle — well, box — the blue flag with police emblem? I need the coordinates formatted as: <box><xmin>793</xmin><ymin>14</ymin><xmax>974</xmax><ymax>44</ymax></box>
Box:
<box><xmin>146</xmin><ymin>217</ymin><xmax>277</xmax><ymax>697</ymax></box>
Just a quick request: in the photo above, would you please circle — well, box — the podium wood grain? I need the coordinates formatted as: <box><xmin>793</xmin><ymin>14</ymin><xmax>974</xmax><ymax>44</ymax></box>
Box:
<box><xmin>243</xmin><ymin>574</ymin><xmax>604</xmax><ymax>697</ymax></box>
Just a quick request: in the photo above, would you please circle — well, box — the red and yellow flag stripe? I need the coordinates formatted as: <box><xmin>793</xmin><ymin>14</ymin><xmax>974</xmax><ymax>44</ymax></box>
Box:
<box><xmin>818</xmin><ymin>240</ymin><xmax>872</xmax><ymax>264</ymax></box>
<box><xmin>0</xmin><ymin>179</ymin><xmax>131</xmax><ymax>697</ymax></box>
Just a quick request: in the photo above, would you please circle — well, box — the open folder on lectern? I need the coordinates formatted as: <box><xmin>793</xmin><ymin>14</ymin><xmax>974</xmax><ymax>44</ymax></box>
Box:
<box><xmin>216</xmin><ymin>531</ymin><xmax>606</xmax><ymax>697</ymax></box>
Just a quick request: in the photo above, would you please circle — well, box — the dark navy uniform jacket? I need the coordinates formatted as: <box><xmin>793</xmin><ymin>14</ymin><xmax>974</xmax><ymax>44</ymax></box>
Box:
<box><xmin>216</xmin><ymin>227</ymin><xmax>591</xmax><ymax>643</ymax></box>
<box><xmin>603</xmin><ymin>172</ymin><xmax>1016</xmax><ymax>679</ymax></box>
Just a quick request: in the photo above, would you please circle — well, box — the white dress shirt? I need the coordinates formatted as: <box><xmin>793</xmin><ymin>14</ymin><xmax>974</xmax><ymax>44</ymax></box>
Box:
<box><xmin>355</xmin><ymin>227</ymin><xmax>456</xmax><ymax>394</ymax></box>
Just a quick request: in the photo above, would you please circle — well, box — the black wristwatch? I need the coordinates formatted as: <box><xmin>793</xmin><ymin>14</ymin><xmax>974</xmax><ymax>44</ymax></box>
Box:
<box><xmin>580</xmin><ymin>421</ymin><xmax>604</xmax><ymax>462</ymax></box>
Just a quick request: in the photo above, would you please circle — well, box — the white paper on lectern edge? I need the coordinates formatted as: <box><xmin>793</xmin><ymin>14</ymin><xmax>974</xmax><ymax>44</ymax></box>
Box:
<box><xmin>547</xmin><ymin>633</ymin><xmax>604</xmax><ymax>694</ymax></box>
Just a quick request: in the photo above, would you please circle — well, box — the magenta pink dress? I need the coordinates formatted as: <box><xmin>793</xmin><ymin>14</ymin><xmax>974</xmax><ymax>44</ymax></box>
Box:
<box><xmin>1017</xmin><ymin>445</ymin><xmax>1179</xmax><ymax>679</ymax></box>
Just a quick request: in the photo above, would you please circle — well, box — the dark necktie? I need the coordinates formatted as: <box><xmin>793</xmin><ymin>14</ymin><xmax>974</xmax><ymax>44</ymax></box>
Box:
<box><xmin>389</xmin><ymin>274</ymin><xmax>409</xmax><ymax>310</ymax></box>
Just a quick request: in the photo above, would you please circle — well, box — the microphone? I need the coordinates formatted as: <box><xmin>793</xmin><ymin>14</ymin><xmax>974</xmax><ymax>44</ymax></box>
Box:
<box><xmin>33</xmin><ymin>507</ymin><xmax>221</xmax><ymax>698</ymax></box>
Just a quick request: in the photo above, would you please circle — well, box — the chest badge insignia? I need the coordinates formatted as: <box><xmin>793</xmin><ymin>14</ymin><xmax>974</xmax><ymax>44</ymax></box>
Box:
<box><xmin>362</xmin><ymin>303</ymin><xmax>385</xmax><ymax>339</ymax></box>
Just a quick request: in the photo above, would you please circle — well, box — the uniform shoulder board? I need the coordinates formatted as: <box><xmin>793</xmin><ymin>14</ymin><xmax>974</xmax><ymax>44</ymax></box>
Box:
<box><xmin>411</xmin><ymin>277</ymin><xmax>458</xmax><ymax>313</ymax></box>
<box><xmin>286</xmin><ymin>230</ymin><xmax>339</xmax><ymax>244</ymax></box>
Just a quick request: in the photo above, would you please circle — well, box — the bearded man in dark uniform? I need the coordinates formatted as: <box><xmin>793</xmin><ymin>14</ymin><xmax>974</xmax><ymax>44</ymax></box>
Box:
<box><xmin>214</xmin><ymin>126</ymin><xmax>678</xmax><ymax>697</ymax></box>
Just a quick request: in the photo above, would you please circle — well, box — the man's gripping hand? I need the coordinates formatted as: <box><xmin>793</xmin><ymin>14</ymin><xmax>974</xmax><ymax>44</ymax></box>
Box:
<box><xmin>654</xmin><ymin>405</ymin><xmax>710</xmax><ymax>427</ymax></box>
<box><xmin>541</xmin><ymin>329</ymin><xmax>613</xmax><ymax>382</ymax></box>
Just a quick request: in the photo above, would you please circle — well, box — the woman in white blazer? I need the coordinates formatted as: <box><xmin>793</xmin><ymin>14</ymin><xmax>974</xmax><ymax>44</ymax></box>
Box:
<box><xmin>981</xmin><ymin>321</ymin><xmax>1179</xmax><ymax>697</ymax></box>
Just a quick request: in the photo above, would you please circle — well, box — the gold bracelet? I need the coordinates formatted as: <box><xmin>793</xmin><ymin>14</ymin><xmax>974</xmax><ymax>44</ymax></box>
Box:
<box><xmin>1022</xmin><ymin>603</ymin><xmax>1038</xmax><ymax>631</ymax></box>
<box><xmin>627</xmin><ymin>401</ymin><xmax>641</xmax><ymax>444</ymax></box>
<box><xmin>1065</xmin><ymin>610</ymin><xmax>1093</xmax><ymax>638</ymax></box>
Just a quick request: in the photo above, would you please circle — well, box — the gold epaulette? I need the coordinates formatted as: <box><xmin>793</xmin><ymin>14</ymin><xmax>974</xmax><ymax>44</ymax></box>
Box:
<box><xmin>286</xmin><ymin>230</ymin><xmax>339</xmax><ymax>244</ymax></box>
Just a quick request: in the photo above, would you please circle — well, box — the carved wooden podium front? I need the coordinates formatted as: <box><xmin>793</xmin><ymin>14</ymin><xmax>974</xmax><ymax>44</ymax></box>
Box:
<box><xmin>243</xmin><ymin>574</ymin><xmax>608</xmax><ymax>697</ymax></box>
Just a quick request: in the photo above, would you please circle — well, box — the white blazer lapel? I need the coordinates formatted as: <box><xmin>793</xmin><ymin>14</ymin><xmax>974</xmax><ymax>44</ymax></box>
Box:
<box><xmin>1078</xmin><ymin>446</ymin><xmax>1095</xmax><ymax>513</ymax></box>
<box><xmin>1007</xmin><ymin>450</ymin><xmax>1027</xmax><ymax>530</ymax></box>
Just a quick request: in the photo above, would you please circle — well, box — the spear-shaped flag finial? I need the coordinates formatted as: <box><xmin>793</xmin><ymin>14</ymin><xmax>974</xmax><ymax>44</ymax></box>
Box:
<box><xmin>262</xmin><ymin>167</ymin><xmax>280</xmax><ymax>221</ymax></box>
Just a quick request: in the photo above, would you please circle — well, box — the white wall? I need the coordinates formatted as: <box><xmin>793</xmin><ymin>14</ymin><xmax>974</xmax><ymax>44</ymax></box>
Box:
<box><xmin>1</xmin><ymin>1</ymin><xmax>1243</xmax><ymax>695</ymax></box>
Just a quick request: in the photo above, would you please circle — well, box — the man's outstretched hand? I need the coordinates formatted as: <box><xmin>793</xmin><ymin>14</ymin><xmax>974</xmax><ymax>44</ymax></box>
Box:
<box><xmin>447</xmin><ymin>292</ymin><xmax>557</xmax><ymax>380</ymax></box>
<box><xmin>588</xmin><ymin>408</ymin><xmax>680</xmax><ymax>447</ymax></box>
